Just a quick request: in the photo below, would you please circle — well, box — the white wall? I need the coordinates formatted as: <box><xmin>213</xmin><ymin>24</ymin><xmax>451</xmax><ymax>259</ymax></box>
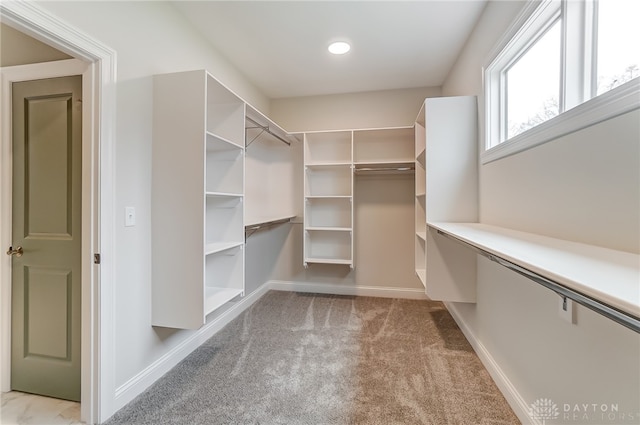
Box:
<box><xmin>30</xmin><ymin>1</ymin><xmax>275</xmax><ymax>418</ymax></box>
<box><xmin>442</xmin><ymin>1</ymin><xmax>640</xmax><ymax>422</ymax></box>
<box><xmin>270</xmin><ymin>86</ymin><xmax>441</xmax><ymax>132</ymax></box>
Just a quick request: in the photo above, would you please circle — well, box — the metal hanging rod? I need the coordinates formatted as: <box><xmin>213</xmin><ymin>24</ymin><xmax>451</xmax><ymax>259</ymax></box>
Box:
<box><xmin>245</xmin><ymin>116</ymin><xmax>291</xmax><ymax>148</ymax></box>
<box><xmin>245</xmin><ymin>217</ymin><xmax>293</xmax><ymax>240</ymax></box>
<box><xmin>434</xmin><ymin>228</ymin><xmax>640</xmax><ymax>334</ymax></box>
<box><xmin>354</xmin><ymin>165</ymin><xmax>415</xmax><ymax>173</ymax></box>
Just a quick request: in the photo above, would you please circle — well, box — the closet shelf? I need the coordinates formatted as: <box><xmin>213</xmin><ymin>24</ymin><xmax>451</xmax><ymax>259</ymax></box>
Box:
<box><xmin>305</xmin><ymin>162</ymin><xmax>352</xmax><ymax>168</ymax></box>
<box><xmin>416</xmin><ymin>231</ymin><xmax>426</xmax><ymax>241</ymax></box>
<box><xmin>204</xmin><ymin>287</ymin><xmax>244</xmax><ymax>316</ymax></box>
<box><xmin>416</xmin><ymin>269</ymin><xmax>426</xmax><ymax>287</ymax></box>
<box><xmin>245</xmin><ymin>105</ymin><xmax>300</xmax><ymax>148</ymax></box>
<box><xmin>429</xmin><ymin>222</ymin><xmax>640</xmax><ymax>333</ymax></box>
<box><xmin>244</xmin><ymin>216</ymin><xmax>294</xmax><ymax>239</ymax></box>
<box><xmin>206</xmin><ymin>131</ymin><xmax>244</xmax><ymax>151</ymax></box>
<box><xmin>205</xmin><ymin>242</ymin><xmax>244</xmax><ymax>256</ymax></box>
<box><xmin>245</xmin><ymin>215</ymin><xmax>295</xmax><ymax>229</ymax></box>
<box><xmin>305</xmin><ymin>195</ymin><xmax>352</xmax><ymax>199</ymax></box>
<box><xmin>305</xmin><ymin>226</ymin><xmax>352</xmax><ymax>232</ymax></box>
<box><xmin>206</xmin><ymin>191</ymin><xmax>243</xmax><ymax>198</ymax></box>
<box><xmin>305</xmin><ymin>257</ymin><xmax>353</xmax><ymax>265</ymax></box>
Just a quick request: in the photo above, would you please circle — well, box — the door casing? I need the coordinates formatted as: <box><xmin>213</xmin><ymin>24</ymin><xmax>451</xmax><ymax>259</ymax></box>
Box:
<box><xmin>0</xmin><ymin>2</ymin><xmax>117</xmax><ymax>423</ymax></box>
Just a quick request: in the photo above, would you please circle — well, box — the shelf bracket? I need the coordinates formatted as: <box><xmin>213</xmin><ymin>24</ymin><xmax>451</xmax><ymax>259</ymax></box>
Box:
<box><xmin>245</xmin><ymin>116</ymin><xmax>291</xmax><ymax>148</ymax></box>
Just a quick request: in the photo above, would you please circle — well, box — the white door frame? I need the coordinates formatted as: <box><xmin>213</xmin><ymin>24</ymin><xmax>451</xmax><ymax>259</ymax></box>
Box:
<box><xmin>0</xmin><ymin>3</ymin><xmax>116</xmax><ymax>424</ymax></box>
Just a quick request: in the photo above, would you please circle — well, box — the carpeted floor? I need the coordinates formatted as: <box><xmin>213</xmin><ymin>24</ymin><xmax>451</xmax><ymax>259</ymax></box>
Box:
<box><xmin>106</xmin><ymin>291</ymin><xmax>520</xmax><ymax>424</ymax></box>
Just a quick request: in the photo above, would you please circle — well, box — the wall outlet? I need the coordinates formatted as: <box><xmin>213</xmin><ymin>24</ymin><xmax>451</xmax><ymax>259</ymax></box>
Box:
<box><xmin>125</xmin><ymin>207</ymin><xmax>136</xmax><ymax>227</ymax></box>
<box><xmin>559</xmin><ymin>296</ymin><xmax>576</xmax><ymax>324</ymax></box>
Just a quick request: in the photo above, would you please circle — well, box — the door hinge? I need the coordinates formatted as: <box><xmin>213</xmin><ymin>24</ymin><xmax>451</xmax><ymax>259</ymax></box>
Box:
<box><xmin>94</xmin><ymin>253</ymin><xmax>101</xmax><ymax>264</ymax></box>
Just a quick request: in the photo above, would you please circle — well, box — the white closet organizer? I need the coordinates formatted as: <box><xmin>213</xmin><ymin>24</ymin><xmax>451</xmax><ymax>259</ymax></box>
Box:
<box><xmin>304</xmin><ymin>131</ymin><xmax>354</xmax><ymax>266</ymax></box>
<box><xmin>414</xmin><ymin>96</ymin><xmax>478</xmax><ymax>302</ymax></box>
<box><xmin>152</xmin><ymin>70</ymin><xmax>245</xmax><ymax>329</ymax></box>
<box><xmin>414</xmin><ymin>121</ymin><xmax>427</xmax><ymax>286</ymax></box>
<box><xmin>353</xmin><ymin>127</ymin><xmax>415</xmax><ymax>174</ymax></box>
<box><xmin>244</xmin><ymin>104</ymin><xmax>299</xmax><ymax>231</ymax></box>
<box><xmin>302</xmin><ymin>127</ymin><xmax>415</xmax><ymax>267</ymax></box>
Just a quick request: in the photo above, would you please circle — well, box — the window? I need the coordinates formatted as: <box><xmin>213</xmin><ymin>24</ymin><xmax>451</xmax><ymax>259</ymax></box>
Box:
<box><xmin>595</xmin><ymin>0</ymin><xmax>640</xmax><ymax>95</ymax></box>
<box><xmin>506</xmin><ymin>18</ymin><xmax>561</xmax><ymax>139</ymax></box>
<box><xmin>484</xmin><ymin>0</ymin><xmax>640</xmax><ymax>162</ymax></box>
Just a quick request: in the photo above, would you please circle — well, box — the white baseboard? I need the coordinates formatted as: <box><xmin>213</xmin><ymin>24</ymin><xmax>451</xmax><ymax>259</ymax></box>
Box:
<box><xmin>444</xmin><ymin>302</ymin><xmax>537</xmax><ymax>425</ymax></box>
<box><xmin>269</xmin><ymin>280</ymin><xmax>428</xmax><ymax>300</ymax></box>
<box><xmin>113</xmin><ymin>281</ymin><xmax>271</xmax><ymax>413</ymax></box>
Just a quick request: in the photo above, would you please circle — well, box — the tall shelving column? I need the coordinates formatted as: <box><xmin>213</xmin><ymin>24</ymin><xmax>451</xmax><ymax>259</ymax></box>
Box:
<box><xmin>414</xmin><ymin>115</ymin><xmax>427</xmax><ymax>287</ymax></box>
<box><xmin>204</xmin><ymin>72</ymin><xmax>245</xmax><ymax>319</ymax></box>
<box><xmin>303</xmin><ymin>131</ymin><xmax>354</xmax><ymax>267</ymax></box>
<box><xmin>415</xmin><ymin>96</ymin><xmax>478</xmax><ymax>302</ymax></box>
<box><xmin>152</xmin><ymin>70</ymin><xmax>245</xmax><ymax>330</ymax></box>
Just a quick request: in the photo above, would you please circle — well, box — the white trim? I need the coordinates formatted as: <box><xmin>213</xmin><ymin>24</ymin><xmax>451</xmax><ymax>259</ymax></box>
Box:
<box><xmin>268</xmin><ymin>280</ymin><xmax>429</xmax><ymax>300</ymax></box>
<box><xmin>444</xmin><ymin>302</ymin><xmax>539</xmax><ymax>425</ymax></box>
<box><xmin>113</xmin><ymin>281</ymin><xmax>271</xmax><ymax>412</ymax></box>
<box><xmin>482</xmin><ymin>78</ymin><xmax>639</xmax><ymax>163</ymax></box>
<box><xmin>0</xmin><ymin>3</ymin><xmax>117</xmax><ymax>424</ymax></box>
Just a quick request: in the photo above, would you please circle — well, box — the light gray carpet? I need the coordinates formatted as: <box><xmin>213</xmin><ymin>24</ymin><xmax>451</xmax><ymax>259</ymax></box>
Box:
<box><xmin>106</xmin><ymin>291</ymin><xmax>520</xmax><ymax>424</ymax></box>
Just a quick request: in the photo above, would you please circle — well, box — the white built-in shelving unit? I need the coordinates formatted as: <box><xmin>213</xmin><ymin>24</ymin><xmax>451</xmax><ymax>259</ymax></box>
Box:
<box><xmin>302</xmin><ymin>127</ymin><xmax>414</xmax><ymax>268</ymax></box>
<box><xmin>152</xmin><ymin>70</ymin><xmax>246</xmax><ymax>329</ymax></box>
<box><xmin>303</xmin><ymin>131</ymin><xmax>354</xmax><ymax>266</ymax></box>
<box><xmin>353</xmin><ymin>127</ymin><xmax>415</xmax><ymax>174</ymax></box>
<box><xmin>414</xmin><ymin>96</ymin><xmax>478</xmax><ymax>302</ymax></box>
<box><xmin>414</xmin><ymin>118</ymin><xmax>427</xmax><ymax>287</ymax></box>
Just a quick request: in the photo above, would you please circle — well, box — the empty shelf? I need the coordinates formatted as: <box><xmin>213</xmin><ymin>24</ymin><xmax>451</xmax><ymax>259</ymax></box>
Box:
<box><xmin>204</xmin><ymin>287</ymin><xmax>244</xmax><ymax>316</ymax></box>
<box><xmin>305</xmin><ymin>257</ymin><xmax>353</xmax><ymax>265</ymax></box>
<box><xmin>205</xmin><ymin>242</ymin><xmax>243</xmax><ymax>256</ymax></box>
<box><xmin>429</xmin><ymin>222</ymin><xmax>640</xmax><ymax>332</ymax></box>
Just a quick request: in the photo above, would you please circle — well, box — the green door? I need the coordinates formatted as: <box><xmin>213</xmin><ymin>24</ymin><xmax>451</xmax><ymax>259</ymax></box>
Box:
<box><xmin>9</xmin><ymin>76</ymin><xmax>82</xmax><ymax>401</ymax></box>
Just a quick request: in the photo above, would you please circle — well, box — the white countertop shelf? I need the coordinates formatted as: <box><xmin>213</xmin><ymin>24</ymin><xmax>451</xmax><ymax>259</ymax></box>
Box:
<box><xmin>428</xmin><ymin>222</ymin><xmax>640</xmax><ymax>323</ymax></box>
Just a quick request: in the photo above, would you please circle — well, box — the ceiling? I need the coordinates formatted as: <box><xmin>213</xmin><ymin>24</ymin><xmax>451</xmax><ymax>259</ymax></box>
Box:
<box><xmin>171</xmin><ymin>1</ymin><xmax>487</xmax><ymax>99</ymax></box>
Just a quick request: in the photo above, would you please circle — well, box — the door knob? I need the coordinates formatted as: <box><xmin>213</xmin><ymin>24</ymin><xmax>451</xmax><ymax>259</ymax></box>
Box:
<box><xmin>6</xmin><ymin>246</ymin><xmax>23</xmax><ymax>257</ymax></box>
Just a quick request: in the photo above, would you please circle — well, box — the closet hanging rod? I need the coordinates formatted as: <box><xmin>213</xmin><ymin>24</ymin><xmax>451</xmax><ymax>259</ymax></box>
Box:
<box><xmin>245</xmin><ymin>116</ymin><xmax>291</xmax><ymax>147</ymax></box>
<box><xmin>245</xmin><ymin>217</ymin><xmax>293</xmax><ymax>240</ymax></box>
<box><xmin>354</xmin><ymin>166</ymin><xmax>415</xmax><ymax>173</ymax></box>
<box><xmin>434</xmin><ymin>228</ymin><xmax>640</xmax><ymax>334</ymax></box>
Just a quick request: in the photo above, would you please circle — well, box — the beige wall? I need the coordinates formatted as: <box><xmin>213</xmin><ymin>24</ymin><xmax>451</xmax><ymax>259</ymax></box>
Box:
<box><xmin>0</xmin><ymin>23</ymin><xmax>71</xmax><ymax>66</ymax></box>
<box><xmin>270</xmin><ymin>86</ymin><xmax>441</xmax><ymax>132</ymax></box>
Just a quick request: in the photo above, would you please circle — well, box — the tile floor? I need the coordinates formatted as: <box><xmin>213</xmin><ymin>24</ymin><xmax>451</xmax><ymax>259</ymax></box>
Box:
<box><xmin>0</xmin><ymin>392</ymin><xmax>82</xmax><ymax>425</ymax></box>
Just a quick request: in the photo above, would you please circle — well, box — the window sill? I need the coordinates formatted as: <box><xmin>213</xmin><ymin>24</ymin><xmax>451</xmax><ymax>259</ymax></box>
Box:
<box><xmin>482</xmin><ymin>78</ymin><xmax>640</xmax><ymax>164</ymax></box>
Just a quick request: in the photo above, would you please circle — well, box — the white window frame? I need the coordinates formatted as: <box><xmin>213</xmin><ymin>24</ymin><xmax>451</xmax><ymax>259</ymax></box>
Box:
<box><xmin>483</xmin><ymin>0</ymin><xmax>640</xmax><ymax>164</ymax></box>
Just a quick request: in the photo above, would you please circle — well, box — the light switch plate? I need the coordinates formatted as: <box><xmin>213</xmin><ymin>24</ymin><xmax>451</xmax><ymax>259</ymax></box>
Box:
<box><xmin>125</xmin><ymin>207</ymin><xmax>136</xmax><ymax>227</ymax></box>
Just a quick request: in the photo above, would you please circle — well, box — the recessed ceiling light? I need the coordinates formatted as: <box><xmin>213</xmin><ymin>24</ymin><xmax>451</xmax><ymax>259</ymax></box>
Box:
<box><xmin>328</xmin><ymin>41</ymin><xmax>351</xmax><ymax>55</ymax></box>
